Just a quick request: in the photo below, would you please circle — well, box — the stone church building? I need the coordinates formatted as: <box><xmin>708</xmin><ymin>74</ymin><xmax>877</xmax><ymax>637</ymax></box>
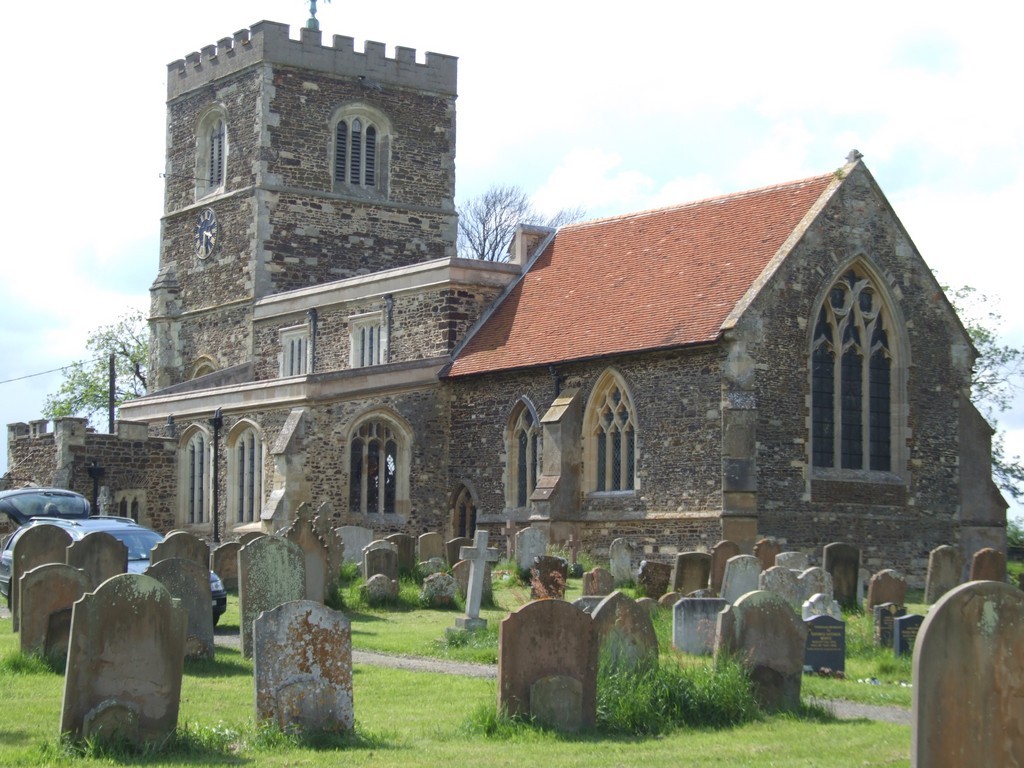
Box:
<box><xmin>5</xmin><ymin>20</ymin><xmax>1006</xmax><ymax>578</ymax></box>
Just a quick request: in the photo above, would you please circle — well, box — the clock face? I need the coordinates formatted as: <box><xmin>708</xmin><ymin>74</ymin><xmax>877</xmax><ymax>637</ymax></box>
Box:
<box><xmin>193</xmin><ymin>207</ymin><xmax>218</xmax><ymax>259</ymax></box>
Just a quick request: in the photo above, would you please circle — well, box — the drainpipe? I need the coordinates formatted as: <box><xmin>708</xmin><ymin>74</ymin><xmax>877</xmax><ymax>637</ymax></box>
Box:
<box><xmin>307</xmin><ymin>308</ymin><xmax>318</xmax><ymax>374</ymax></box>
<box><xmin>384</xmin><ymin>294</ymin><xmax>394</xmax><ymax>363</ymax></box>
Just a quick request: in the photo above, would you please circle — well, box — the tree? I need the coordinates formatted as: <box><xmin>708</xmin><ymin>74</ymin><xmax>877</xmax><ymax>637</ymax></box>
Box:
<box><xmin>948</xmin><ymin>285</ymin><xmax>1024</xmax><ymax>501</ymax></box>
<box><xmin>43</xmin><ymin>310</ymin><xmax>149</xmax><ymax>428</ymax></box>
<box><xmin>457</xmin><ymin>184</ymin><xmax>585</xmax><ymax>261</ymax></box>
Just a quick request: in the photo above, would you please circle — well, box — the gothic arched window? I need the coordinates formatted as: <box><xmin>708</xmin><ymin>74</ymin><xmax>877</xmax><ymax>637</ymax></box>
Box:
<box><xmin>179</xmin><ymin>429</ymin><xmax>209</xmax><ymax>525</ymax></box>
<box><xmin>348</xmin><ymin>415</ymin><xmax>409</xmax><ymax>516</ymax></box>
<box><xmin>331</xmin><ymin>104</ymin><xmax>390</xmax><ymax>197</ymax></box>
<box><xmin>229</xmin><ymin>424</ymin><xmax>263</xmax><ymax>524</ymax></box>
<box><xmin>584</xmin><ymin>371</ymin><xmax>637</xmax><ymax>492</ymax></box>
<box><xmin>506</xmin><ymin>400</ymin><xmax>541</xmax><ymax>508</ymax></box>
<box><xmin>196</xmin><ymin>107</ymin><xmax>228</xmax><ymax>199</ymax></box>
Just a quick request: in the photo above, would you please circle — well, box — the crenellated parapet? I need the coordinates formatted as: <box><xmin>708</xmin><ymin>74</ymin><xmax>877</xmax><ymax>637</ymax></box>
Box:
<box><xmin>167</xmin><ymin>21</ymin><xmax>457</xmax><ymax>100</ymax></box>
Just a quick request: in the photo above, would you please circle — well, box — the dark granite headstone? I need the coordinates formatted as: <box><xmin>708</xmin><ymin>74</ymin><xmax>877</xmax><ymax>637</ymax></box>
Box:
<box><xmin>893</xmin><ymin>613</ymin><xmax>924</xmax><ymax>656</ymax></box>
<box><xmin>637</xmin><ymin>560</ymin><xmax>672</xmax><ymax>599</ymax></box>
<box><xmin>803</xmin><ymin>614</ymin><xmax>846</xmax><ymax>674</ymax></box>
<box><xmin>531</xmin><ymin>555</ymin><xmax>568</xmax><ymax>599</ymax></box>
<box><xmin>873</xmin><ymin>602</ymin><xmax>906</xmax><ymax>648</ymax></box>
<box><xmin>823</xmin><ymin>542</ymin><xmax>860</xmax><ymax>609</ymax></box>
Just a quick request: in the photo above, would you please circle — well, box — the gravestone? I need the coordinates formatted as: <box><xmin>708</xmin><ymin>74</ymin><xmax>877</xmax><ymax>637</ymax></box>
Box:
<box><xmin>804</xmin><ymin>614</ymin><xmax>845</xmax><ymax>674</ymax></box>
<box><xmin>637</xmin><ymin>560</ymin><xmax>672</xmax><ymax>599</ymax></box>
<box><xmin>445</xmin><ymin>536</ymin><xmax>473</xmax><ymax>567</ymax></box>
<box><xmin>282</xmin><ymin>504</ymin><xmax>330</xmax><ymax>603</ymax></box>
<box><xmin>145</xmin><ymin>557</ymin><xmax>214</xmax><ymax>660</ymax></box>
<box><xmin>515</xmin><ymin>528</ymin><xmax>547</xmax><ymax>574</ymax></box>
<box><xmin>572</xmin><ymin>596</ymin><xmax>604</xmax><ymax>615</ymax></box>
<box><xmin>418</xmin><ymin>532</ymin><xmax>444</xmax><ymax>563</ymax></box>
<box><xmin>313</xmin><ymin>503</ymin><xmax>345</xmax><ymax>589</ymax></box>
<box><xmin>18</xmin><ymin>563</ymin><xmax>89</xmax><ymax>657</ymax></box>
<box><xmin>753</xmin><ymin>538</ymin><xmax>781</xmax><ymax>570</ymax></box>
<box><xmin>924</xmin><ymin>544</ymin><xmax>963</xmax><ymax>604</ymax></box>
<box><xmin>582</xmin><ymin>566</ymin><xmax>615</xmax><ymax>596</ymax></box>
<box><xmin>873</xmin><ymin>602</ymin><xmax>906</xmax><ymax>648</ymax></box>
<box><xmin>498</xmin><ymin>600</ymin><xmax>598</xmax><ymax>732</ymax></box>
<box><xmin>210</xmin><ymin>541</ymin><xmax>242</xmax><ymax>591</ymax></box>
<box><xmin>452</xmin><ymin>559</ymin><xmax>492</xmax><ymax>603</ymax></box>
<box><xmin>531</xmin><ymin>555</ymin><xmax>568</xmax><ymax>599</ymax></box>
<box><xmin>65</xmin><ymin>532</ymin><xmax>127</xmax><ymax>590</ymax></box>
<box><xmin>720</xmin><ymin>554</ymin><xmax>762</xmax><ymax>604</ymax></box>
<box><xmin>715</xmin><ymin>590</ymin><xmax>807</xmax><ymax>712</ymax></box>
<box><xmin>530</xmin><ymin>675</ymin><xmax>584</xmax><ymax>733</ymax></box>
<box><xmin>453</xmin><ymin>531</ymin><xmax>500</xmax><ymax>632</ymax></box>
<box><xmin>254</xmin><ymin>600</ymin><xmax>354</xmax><ymax>734</ymax></box>
<box><xmin>911</xmin><ymin>581</ymin><xmax>1024</xmax><ymax>767</ymax></box>
<box><xmin>362</xmin><ymin>573</ymin><xmax>398</xmax><ymax>602</ymax></box>
<box><xmin>823</xmin><ymin>542</ymin><xmax>860</xmax><ymax>608</ymax></box>
<box><xmin>866</xmin><ymin>569</ymin><xmax>906</xmax><ymax>610</ymax></box>
<box><xmin>710</xmin><ymin>540</ymin><xmax>741</xmax><ymax>594</ymax></box>
<box><xmin>420</xmin><ymin>572</ymin><xmax>458</xmax><ymax>608</ymax></box>
<box><xmin>969</xmin><ymin>547</ymin><xmax>1006</xmax><ymax>582</ymax></box>
<box><xmin>11</xmin><ymin>523</ymin><xmax>73</xmax><ymax>631</ymax></box>
<box><xmin>672</xmin><ymin>552</ymin><xmax>711</xmax><ymax>595</ymax></box>
<box><xmin>893</xmin><ymin>614</ymin><xmax>924</xmax><ymax>656</ymax></box>
<box><xmin>591</xmin><ymin>591</ymin><xmax>659</xmax><ymax>673</ymax></box>
<box><xmin>608</xmin><ymin>538</ymin><xmax>634</xmax><ymax>585</ymax></box>
<box><xmin>150</xmin><ymin>530</ymin><xmax>209</xmax><ymax>571</ymax></box>
<box><xmin>775</xmin><ymin>551</ymin><xmax>809</xmax><ymax>571</ymax></box>
<box><xmin>658</xmin><ymin>591</ymin><xmax>681</xmax><ymax>608</ymax></box>
<box><xmin>238</xmin><ymin>536</ymin><xmax>305</xmax><ymax>658</ymax></box>
<box><xmin>385</xmin><ymin>533</ymin><xmax>416</xmax><ymax>573</ymax></box>
<box><xmin>802</xmin><ymin>592</ymin><xmax>842</xmax><ymax>621</ymax></box>
<box><xmin>501</xmin><ymin>519</ymin><xmax>517</xmax><ymax>559</ymax></box>
<box><xmin>60</xmin><ymin>574</ymin><xmax>186</xmax><ymax>745</ymax></box>
<box><xmin>363</xmin><ymin>540</ymin><xmax>399</xmax><ymax>582</ymax></box>
<box><xmin>759</xmin><ymin>565</ymin><xmax>803</xmax><ymax>610</ymax></box>
<box><xmin>672</xmin><ymin>597</ymin><xmax>728</xmax><ymax>656</ymax></box>
<box><xmin>338</xmin><ymin>526</ymin><xmax>374</xmax><ymax>566</ymax></box>
<box><xmin>419</xmin><ymin>556</ymin><xmax>447</xmax><ymax>575</ymax></box>
<box><xmin>238</xmin><ymin>532</ymin><xmax>264</xmax><ymax>546</ymax></box>
<box><xmin>797</xmin><ymin>567</ymin><xmax>833</xmax><ymax>603</ymax></box>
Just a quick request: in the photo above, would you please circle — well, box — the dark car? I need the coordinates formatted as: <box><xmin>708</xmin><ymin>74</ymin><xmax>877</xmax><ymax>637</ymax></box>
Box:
<box><xmin>0</xmin><ymin>517</ymin><xmax>227</xmax><ymax>624</ymax></box>
<box><xmin>0</xmin><ymin>488</ymin><xmax>91</xmax><ymax>526</ymax></box>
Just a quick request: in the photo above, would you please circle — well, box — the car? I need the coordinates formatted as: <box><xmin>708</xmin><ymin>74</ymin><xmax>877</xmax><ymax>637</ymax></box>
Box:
<box><xmin>0</xmin><ymin>517</ymin><xmax>227</xmax><ymax>625</ymax></box>
<box><xmin>0</xmin><ymin>488</ymin><xmax>91</xmax><ymax>526</ymax></box>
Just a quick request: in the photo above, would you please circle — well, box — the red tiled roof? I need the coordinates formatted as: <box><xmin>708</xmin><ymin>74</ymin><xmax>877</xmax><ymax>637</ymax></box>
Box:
<box><xmin>446</xmin><ymin>172</ymin><xmax>838</xmax><ymax>378</ymax></box>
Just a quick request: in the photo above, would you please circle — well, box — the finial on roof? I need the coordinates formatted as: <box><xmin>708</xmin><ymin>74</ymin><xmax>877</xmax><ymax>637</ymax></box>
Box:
<box><xmin>846</xmin><ymin>149</ymin><xmax>864</xmax><ymax>163</ymax></box>
<box><xmin>306</xmin><ymin>0</ymin><xmax>330</xmax><ymax>31</ymax></box>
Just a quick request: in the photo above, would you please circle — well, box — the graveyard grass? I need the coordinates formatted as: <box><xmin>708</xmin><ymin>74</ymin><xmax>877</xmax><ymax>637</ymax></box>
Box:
<box><xmin>0</xmin><ymin>576</ymin><xmax>914</xmax><ymax>767</ymax></box>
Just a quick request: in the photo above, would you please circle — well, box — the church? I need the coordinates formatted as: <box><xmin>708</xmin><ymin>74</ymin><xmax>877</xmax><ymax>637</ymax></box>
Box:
<box><xmin>5</xmin><ymin>20</ymin><xmax>1006</xmax><ymax>580</ymax></box>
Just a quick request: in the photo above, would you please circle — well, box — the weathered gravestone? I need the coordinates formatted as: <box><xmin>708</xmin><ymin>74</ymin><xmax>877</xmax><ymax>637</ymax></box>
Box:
<box><xmin>715</xmin><ymin>590</ymin><xmax>807</xmax><ymax>712</ymax></box>
<box><xmin>673</xmin><ymin>597</ymin><xmax>728</xmax><ymax>656</ymax></box>
<box><xmin>759</xmin><ymin>565</ymin><xmax>803</xmax><ymax>611</ymax></box>
<box><xmin>313</xmin><ymin>503</ymin><xmax>345</xmax><ymax>588</ymax></box>
<box><xmin>873</xmin><ymin>602</ymin><xmax>906</xmax><ymax>648</ymax></box>
<box><xmin>893</xmin><ymin>614</ymin><xmax>924</xmax><ymax>657</ymax></box>
<box><xmin>572</xmin><ymin>596</ymin><xmax>604</xmax><ymax>615</ymax></box>
<box><xmin>254</xmin><ymin>600</ymin><xmax>353</xmax><ymax>734</ymax></box>
<box><xmin>673</xmin><ymin>551</ymin><xmax>711</xmax><ymax>595</ymax></box>
<box><xmin>797</xmin><ymin>567</ymin><xmax>834</xmax><ymax>603</ymax></box>
<box><xmin>515</xmin><ymin>528</ymin><xmax>547</xmax><ymax>574</ymax></box>
<box><xmin>420</xmin><ymin>572</ymin><xmax>458</xmax><ymax>608</ymax></box>
<box><xmin>582</xmin><ymin>567</ymin><xmax>615</xmax><ymax>596</ymax></box>
<box><xmin>210</xmin><ymin>541</ymin><xmax>242</xmax><ymax>591</ymax></box>
<box><xmin>60</xmin><ymin>574</ymin><xmax>186</xmax><ymax>745</ymax></box>
<box><xmin>804</xmin><ymin>614</ymin><xmax>845</xmax><ymax>674</ymax></box>
<box><xmin>363</xmin><ymin>540</ymin><xmax>399</xmax><ymax>582</ymax></box>
<box><xmin>823</xmin><ymin>542</ymin><xmax>860</xmax><ymax>608</ymax></box>
<box><xmin>418</xmin><ymin>532</ymin><xmax>445</xmax><ymax>563</ymax></box>
<box><xmin>145</xmin><ymin>557</ymin><xmax>214</xmax><ymax>660</ymax></box>
<box><xmin>911</xmin><ymin>581</ymin><xmax>1024</xmax><ymax>767</ymax></box>
<box><xmin>12</xmin><ymin>523</ymin><xmax>73</xmax><ymax>631</ymax></box>
<box><xmin>385</xmin><ymin>533</ymin><xmax>416</xmax><ymax>573</ymax></box>
<box><xmin>453</xmin><ymin>531</ymin><xmax>500</xmax><ymax>632</ymax></box>
<box><xmin>338</xmin><ymin>526</ymin><xmax>374</xmax><ymax>566</ymax></box>
<box><xmin>65</xmin><ymin>532</ymin><xmax>127</xmax><ymax>590</ymax></box>
<box><xmin>753</xmin><ymin>538</ymin><xmax>781</xmax><ymax>571</ymax></box>
<box><xmin>637</xmin><ymin>560</ymin><xmax>672</xmax><ymax>599</ymax></box>
<box><xmin>710</xmin><ymin>539</ymin><xmax>741</xmax><ymax>595</ymax></box>
<box><xmin>452</xmin><ymin>559</ymin><xmax>492</xmax><ymax>604</ymax></box>
<box><xmin>238</xmin><ymin>532</ymin><xmax>264</xmax><ymax>546</ymax></box>
<box><xmin>282</xmin><ymin>504</ymin><xmax>330</xmax><ymax>603</ymax></box>
<box><xmin>531</xmin><ymin>555</ymin><xmax>568</xmax><ymax>599</ymax></box>
<box><xmin>150</xmin><ymin>530</ymin><xmax>209</xmax><ymax>571</ymax></box>
<box><xmin>19</xmin><ymin>563</ymin><xmax>90</xmax><ymax>657</ymax></box>
<box><xmin>362</xmin><ymin>573</ymin><xmax>398</xmax><ymax>602</ymax></box>
<box><xmin>419</xmin><ymin>556</ymin><xmax>447</xmax><ymax>575</ymax></box>
<box><xmin>608</xmin><ymin>538</ymin><xmax>635</xmax><ymax>585</ymax></box>
<box><xmin>498</xmin><ymin>600</ymin><xmax>597</xmax><ymax>732</ymax></box>
<box><xmin>924</xmin><ymin>544</ymin><xmax>963</xmax><ymax>604</ymax></box>
<box><xmin>774</xmin><ymin>551</ymin><xmax>809</xmax><ymax>571</ymax></box>
<box><xmin>802</xmin><ymin>592</ymin><xmax>843</xmax><ymax>621</ymax></box>
<box><xmin>866</xmin><ymin>569</ymin><xmax>906</xmax><ymax>610</ymax></box>
<box><xmin>591</xmin><ymin>591</ymin><xmax>659</xmax><ymax>673</ymax></box>
<box><xmin>969</xmin><ymin>547</ymin><xmax>1006</xmax><ymax>582</ymax></box>
<box><xmin>238</xmin><ymin>536</ymin><xmax>305</xmax><ymax>658</ymax></box>
<box><xmin>445</xmin><ymin>536</ymin><xmax>473</xmax><ymax>568</ymax></box>
<box><xmin>658</xmin><ymin>591</ymin><xmax>681</xmax><ymax>607</ymax></box>
<box><xmin>720</xmin><ymin>554</ymin><xmax>762</xmax><ymax>605</ymax></box>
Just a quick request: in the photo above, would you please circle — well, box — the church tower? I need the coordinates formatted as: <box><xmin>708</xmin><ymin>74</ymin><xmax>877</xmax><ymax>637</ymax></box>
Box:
<box><xmin>150</xmin><ymin>22</ymin><xmax>458</xmax><ymax>390</ymax></box>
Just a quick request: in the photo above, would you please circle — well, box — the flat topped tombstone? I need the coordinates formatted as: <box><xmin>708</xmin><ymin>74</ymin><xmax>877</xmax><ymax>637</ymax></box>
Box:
<box><xmin>150</xmin><ymin>530</ymin><xmax>209</xmax><ymax>571</ymax></box>
<box><xmin>531</xmin><ymin>555</ymin><xmax>568</xmax><ymax>599</ymax></box>
<box><xmin>515</xmin><ymin>527</ymin><xmax>547</xmax><ymax>574</ymax></box>
<box><xmin>60</xmin><ymin>574</ymin><xmax>187</xmax><ymax>745</ymax></box>
<box><xmin>238</xmin><ymin>535</ymin><xmax>305</xmax><ymax>659</ymax></box>
<box><xmin>608</xmin><ymin>538</ymin><xmax>635</xmax><ymax>585</ymax></box>
<box><xmin>893</xmin><ymin>614</ymin><xmax>924</xmax><ymax>657</ymax></box>
<box><xmin>673</xmin><ymin>551</ymin><xmax>711</xmax><ymax>595</ymax></box>
<box><xmin>210</xmin><ymin>541</ymin><xmax>242</xmax><ymax>591</ymax></box>
<box><xmin>969</xmin><ymin>547</ymin><xmax>1006</xmax><ymax>582</ymax></box>
<box><xmin>672</xmin><ymin>597</ymin><xmax>728</xmax><ymax>656</ymax></box>
<box><xmin>720</xmin><ymin>554</ymin><xmax>762</xmax><ymax>605</ymax></box>
<box><xmin>254</xmin><ymin>600</ymin><xmax>353</xmax><ymax>734</ymax></box>
<box><xmin>385</xmin><ymin>533</ymin><xmax>416</xmax><ymax>573</ymax></box>
<box><xmin>911</xmin><ymin>581</ymin><xmax>1024</xmax><ymax>767</ymax></box>
<box><xmin>775</xmin><ymin>551</ymin><xmax>809</xmax><ymax>571</ymax></box>
<box><xmin>753</xmin><ymin>538</ymin><xmax>781</xmax><ymax>570</ymax></box>
<box><xmin>823</xmin><ymin>542</ymin><xmax>860</xmax><ymax>609</ymax></box>
<box><xmin>804</xmin><ymin>614</ymin><xmax>846</xmax><ymax>674</ymax></box>
<box><xmin>363</xmin><ymin>539</ymin><xmax>399</xmax><ymax>582</ymax></box>
<box><xmin>582</xmin><ymin>566</ymin><xmax>614</xmax><ymax>596</ymax></box>
<box><xmin>637</xmin><ymin>560</ymin><xmax>672</xmax><ymax>599</ymax></box>
<box><xmin>873</xmin><ymin>601</ymin><xmax>906</xmax><ymax>648</ymax></box>
<box><xmin>710</xmin><ymin>540</ymin><xmax>741</xmax><ymax>594</ymax></box>
<box><xmin>65</xmin><ymin>531</ymin><xmax>128</xmax><ymax>590</ymax></box>
<box><xmin>417</xmin><ymin>532</ymin><xmax>444</xmax><ymax>563</ymax></box>
<box><xmin>338</xmin><ymin>526</ymin><xmax>374</xmax><ymax>566</ymax></box>
<box><xmin>445</xmin><ymin>536</ymin><xmax>473</xmax><ymax>568</ymax></box>
<box><xmin>866</xmin><ymin>569</ymin><xmax>906</xmax><ymax>610</ymax></box>
<box><xmin>925</xmin><ymin>544</ymin><xmax>963</xmax><ymax>604</ymax></box>
<box><xmin>145</xmin><ymin>557</ymin><xmax>214</xmax><ymax>660</ymax></box>
<box><xmin>453</xmin><ymin>530</ymin><xmax>500</xmax><ymax>632</ymax></box>
<box><xmin>12</xmin><ymin>523</ymin><xmax>73</xmax><ymax>631</ymax></box>
<box><xmin>759</xmin><ymin>565</ymin><xmax>802</xmax><ymax>611</ymax></box>
<box><xmin>591</xmin><ymin>590</ymin><xmax>659</xmax><ymax>673</ymax></box>
<box><xmin>19</xmin><ymin>563</ymin><xmax>90</xmax><ymax>657</ymax></box>
<box><xmin>282</xmin><ymin>504</ymin><xmax>329</xmax><ymax>603</ymax></box>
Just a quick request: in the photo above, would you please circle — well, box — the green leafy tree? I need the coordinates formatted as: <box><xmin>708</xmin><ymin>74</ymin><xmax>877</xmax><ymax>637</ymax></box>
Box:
<box><xmin>948</xmin><ymin>285</ymin><xmax>1024</xmax><ymax>501</ymax></box>
<box><xmin>43</xmin><ymin>310</ymin><xmax>148</xmax><ymax>428</ymax></box>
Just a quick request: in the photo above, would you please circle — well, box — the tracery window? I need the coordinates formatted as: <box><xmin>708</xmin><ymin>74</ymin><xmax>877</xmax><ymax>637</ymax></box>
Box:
<box><xmin>229</xmin><ymin>425</ymin><xmax>263</xmax><ymax>524</ymax></box>
<box><xmin>507</xmin><ymin>400</ymin><xmax>541</xmax><ymax>508</ymax></box>
<box><xmin>584</xmin><ymin>371</ymin><xmax>637</xmax><ymax>492</ymax></box>
<box><xmin>453</xmin><ymin>485</ymin><xmax>476</xmax><ymax>539</ymax></box>
<box><xmin>349</xmin><ymin>417</ymin><xmax>406</xmax><ymax>515</ymax></box>
<box><xmin>180</xmin><ymin>430</ymin><xmax>208</xmax><ymax>525</ymax></box>
<box><xmin>331</xmin><ymin>104</ymin><xmax>390</xmax><ymax>196</ymax></box>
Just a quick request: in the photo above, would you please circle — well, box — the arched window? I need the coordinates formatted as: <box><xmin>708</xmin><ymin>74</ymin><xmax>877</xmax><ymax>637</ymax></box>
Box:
<box><xmin>179</xmin><ymin>429</ymin><xmax>209</xmax><ymax>525</ymax></box>
<box><xmin>453</xmin><ymin>485</ymin><xmax>477</xmax><ymax>539</ymax></box>
<box><xmin>811</xmin><ymin>266</ymin><xmax>898</xmax><ymax>472</ymax></box>
<box><xmin>506</xmin><ymin>400</ymin><xmax>541</xmax><ymax>508</ymax></box>
<box><xmin>228</xmin><ymin>424</ymin><xmax>263</xmax><ymax>524</ymax></box>
<box><xmin>195</xmin><ymin>107</ymin><xmax>228</xmax><ymax>199</ymax></box>
<box><xmin>331</xmin><ymin>104</ymin><xmax>390</xmax><ymax>196</ymax></box>
<box><xmin>348</xmin><ymin>415</ymin><xmax>409</xmax><ymax>516</ymax></box>
<box><xmin>584</xmin><ymin>370</ymin><xmax>637</xmax><ymax>492</ymax></box>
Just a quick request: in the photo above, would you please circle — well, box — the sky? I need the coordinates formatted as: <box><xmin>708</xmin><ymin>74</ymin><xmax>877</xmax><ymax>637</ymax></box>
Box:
<box><xmin>1</xmin><ymin>1</ymin><xmax>1022</xmax><ymax>519</ymax></box>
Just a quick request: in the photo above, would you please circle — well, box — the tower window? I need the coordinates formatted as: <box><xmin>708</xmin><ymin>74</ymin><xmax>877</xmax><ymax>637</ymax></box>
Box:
<box><xmin>331</xmin><ymin>105</ymin><xmax>389</xmax><ymax>196</ymax></box>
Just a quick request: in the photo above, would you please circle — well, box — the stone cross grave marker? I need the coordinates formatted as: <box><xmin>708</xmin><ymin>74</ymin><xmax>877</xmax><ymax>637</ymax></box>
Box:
<box><xmin>11</xmin><ymin>523</ymin><xmax>72</xmax><ymax>632</ymax></box>
<box><xmin>501</xmin><ymin>519</ymin><xmax>517</xmax><ymax>559</ymax></box>
<box><xmin>452</xmin><ymin>530</ymin><xmax>500</xmax><ymax>632</ymax></box>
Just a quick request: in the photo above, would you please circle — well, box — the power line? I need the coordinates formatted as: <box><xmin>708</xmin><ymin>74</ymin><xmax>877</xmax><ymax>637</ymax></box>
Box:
<box><xmin>0</xmin><ymin>357</ymin><xmax>107</xmax><ymax>386</ymax></box>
